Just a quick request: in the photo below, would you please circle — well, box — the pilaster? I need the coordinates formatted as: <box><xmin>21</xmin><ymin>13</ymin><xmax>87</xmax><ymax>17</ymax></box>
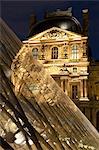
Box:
<box><xmin>80</xmin><ymin>79</ymin><xmax>89</xmax><ymax>101</ymax></box>
<box><xmin>65</xmin><ymin>79</ymin><xmax>68</xmax><ymax>95</ymax></box>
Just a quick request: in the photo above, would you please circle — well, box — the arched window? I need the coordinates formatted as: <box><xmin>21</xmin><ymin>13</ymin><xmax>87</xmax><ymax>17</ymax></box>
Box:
<box><xmin>32</xmin><ymin>48</ymin><xmax>38</xmax><ymax>59</ymax></box>
<box><xmin>72</xmin><ymin>45</ymin><xmax>79</xmax><ymax>60</ymax></box>
<box><xmin>51</xmin><ymin>47</ymin><xmax>58</xmax><ymax>59</ymax></box>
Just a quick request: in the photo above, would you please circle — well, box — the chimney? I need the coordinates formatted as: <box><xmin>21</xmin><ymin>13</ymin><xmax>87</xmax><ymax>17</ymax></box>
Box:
<box><xmin>29</xmin><ymin>13</ymin><xmax>37</xmax><ymax>35</ymax></box>
<box><xmin>82</xmin><ymin>9</ymin><xmax>89</xmax><ymax>36</ymax></box>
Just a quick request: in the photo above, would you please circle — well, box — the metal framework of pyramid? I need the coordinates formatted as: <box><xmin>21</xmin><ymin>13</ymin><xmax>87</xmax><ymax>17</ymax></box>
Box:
<box><xmin>0</xmin><ymin>18</ymin><xmax>99</xmax><ymax>150</ymax></box>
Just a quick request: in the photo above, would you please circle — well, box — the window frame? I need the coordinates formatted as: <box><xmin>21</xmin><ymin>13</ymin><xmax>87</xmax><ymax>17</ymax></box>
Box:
<box><xmin>51</xmin><ymin>47</ymin><xmax>58</xmax><ymax>59</ymax></box>
<box><xmin>32</xmin><ymin>48</ymin><xmax>38</xmax><ymax>59</ymax></box>
<box><xmin>71</xmin><ymin>45</ymin><xmax>79</xmax><ymax>60</ymax></box>
<box><xmin>72</xmin><ymin>85</ymin><xmax>78</xmax><ymax>100</ymax></box>
<box><xmin>73</xmin><ymin>67</ymin><xmax>77</xmax><ymax>73</ymax></box>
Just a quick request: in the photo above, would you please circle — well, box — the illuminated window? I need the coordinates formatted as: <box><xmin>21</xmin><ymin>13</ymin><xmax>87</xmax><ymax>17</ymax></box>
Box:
<box><xmin>73</xmin><ymin>68</ymin><xmax>77</xmax><ymax>73</ymax></box>
<box><xmin>72</xmin><ymin>45</ymin><xmax>78</xmax><ymax>60</ymax></box>
<box><xmin>72</xmin><ymin>85</ymin><xmax>78</xmax><ymax>99</ymax></box>
<box><xmin>52</xmin><ymin>47</ymin><xmax>58</xmax><ymax>59</ymax></box>
<box><xmin>32</xmin><ymin>48</ymin><xmax>38</xmax><ymax>59</ymax></box>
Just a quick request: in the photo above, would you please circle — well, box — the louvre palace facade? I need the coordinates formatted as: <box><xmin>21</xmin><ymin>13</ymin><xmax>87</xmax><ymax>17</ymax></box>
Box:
<box><xmin>23</xmin><ymin>8</ymin><xmax>99</xmax><ymax>131</ymax></box>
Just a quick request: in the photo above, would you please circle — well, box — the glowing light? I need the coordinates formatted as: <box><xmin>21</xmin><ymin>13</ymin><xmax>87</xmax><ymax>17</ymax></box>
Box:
<box><xmin>61</xmin><ymin>23</ymin><xmax>68</xmax><ymax>30</ymax></box>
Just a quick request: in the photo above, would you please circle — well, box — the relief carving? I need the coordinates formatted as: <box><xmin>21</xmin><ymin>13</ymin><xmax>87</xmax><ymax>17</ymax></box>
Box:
<box><xmin>41</xmin><ymin>29</ymin><xmax>67</xmax><ymax>39</ymax></box>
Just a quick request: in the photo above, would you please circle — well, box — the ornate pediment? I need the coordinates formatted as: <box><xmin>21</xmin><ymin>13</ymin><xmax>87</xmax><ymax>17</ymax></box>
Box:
<box><xmin>28</xmin><ymin>27</ymin><xmax>81</xmax><ymax>42</ymax></box>
<box><xmin>41</xmin><ymin>29</ymin><xmax>67</xmax><ymax>39</ymax></box>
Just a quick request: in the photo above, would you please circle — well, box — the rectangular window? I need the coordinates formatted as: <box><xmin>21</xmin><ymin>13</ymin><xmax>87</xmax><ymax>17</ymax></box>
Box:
<box><xmin>72</xmin><ymin>85</ymin><xmax>78</xmax><ymax>99</ymax></box>
<box><xmin>52</xmin><ymin>47</ymin><xmax>58</xmax><ymax>59</ymax></box>
<box><xmin>73</xmin><ymin>68</ymin><xmax>77</xmax><ymax>73</ymax></box>
<box><xmin>32</xmin><ymin>48</ymin><xmax>38</xmax><ymax>59</ymax></box>
<box><xmin>71</xmin><ymin>45</ymin><xmax>79</xmax><ymax>60</ymax></box>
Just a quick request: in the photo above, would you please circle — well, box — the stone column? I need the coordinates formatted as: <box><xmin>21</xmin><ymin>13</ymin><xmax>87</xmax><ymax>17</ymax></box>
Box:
<box><xmin>84</xmin><ymin>79</ymin><xmax>89</xmax><ymax>101</ymax></box>
<box><xmin>65</xmin><ymin>79</ymin><xmax>68</xmax><ymax>95</ymax></box>
<box><xmin>80</xmin><ymin>79</ymin><xmax>89</xmax><ymax>101</ymax></box>
<box><xmin>84</xmin><ymin>79</ymin><xmax>87</xmax><ymax>97</ymax></box>
<box><xmin>80</xmin><ymin>79</ymin><xmax>83</xmax><ymax>98</ymax></box>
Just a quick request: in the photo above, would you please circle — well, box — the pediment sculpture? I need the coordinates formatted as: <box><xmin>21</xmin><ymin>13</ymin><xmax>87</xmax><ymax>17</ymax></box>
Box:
<box><xmin>41</xmin><ymin>29</ymin><xmax>67</xmax><ymax>40</ymax></box>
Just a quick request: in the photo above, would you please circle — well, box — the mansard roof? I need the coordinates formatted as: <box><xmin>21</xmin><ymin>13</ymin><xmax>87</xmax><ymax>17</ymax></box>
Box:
<box><xmin>29</xmin><ymin>15</ymin><xmax>82</xmax><ymax>38</ymax></box>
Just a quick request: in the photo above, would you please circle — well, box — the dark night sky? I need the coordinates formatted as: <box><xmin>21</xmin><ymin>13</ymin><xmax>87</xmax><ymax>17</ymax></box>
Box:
<box><xmin>1</xmin><ymin>1</ymin><xmax>99</xmax><ymax>60</ymax></box>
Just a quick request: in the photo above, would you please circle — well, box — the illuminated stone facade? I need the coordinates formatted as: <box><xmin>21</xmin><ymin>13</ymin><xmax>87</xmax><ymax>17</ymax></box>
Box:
<box><xmin>23</xmin><ymin>27</ymin><xmax>89</xmax><ymax>101</ymax></box>
<box><xmin>23</xmin><ymin>9</ymin><xmax>99</xmax><ymax>131</ymax></box>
